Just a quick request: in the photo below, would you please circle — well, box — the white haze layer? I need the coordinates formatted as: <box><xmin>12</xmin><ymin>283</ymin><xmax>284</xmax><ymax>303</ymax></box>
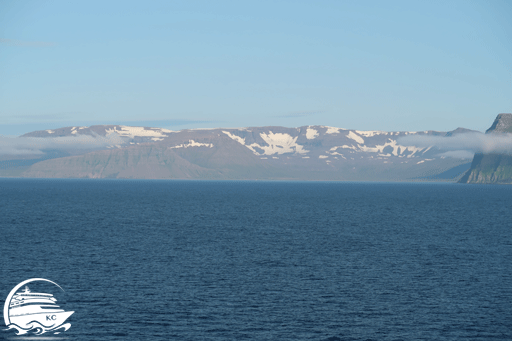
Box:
<box><xmin>398</xmin><ymin>132</ymin><xmax>512</xmax><ymax>158</ymax></box>
<box><xmin>0</xmin><ymin>133</ymin><xmax>128</xmax><ymax>155</ymax></box>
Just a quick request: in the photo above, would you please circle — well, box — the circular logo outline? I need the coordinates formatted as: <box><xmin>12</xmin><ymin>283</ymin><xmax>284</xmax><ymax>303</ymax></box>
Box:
<box><xmin>3</xmin><ymin>278</ymin><xmax>64</xmax><ymax>326</ymax></box>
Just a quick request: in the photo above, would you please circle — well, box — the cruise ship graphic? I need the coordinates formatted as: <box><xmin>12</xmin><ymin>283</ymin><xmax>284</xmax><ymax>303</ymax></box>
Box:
<box><xmin>8</xmin><ymin>286</ymin><xmax>74</xmax><ymax>331</ymax></box>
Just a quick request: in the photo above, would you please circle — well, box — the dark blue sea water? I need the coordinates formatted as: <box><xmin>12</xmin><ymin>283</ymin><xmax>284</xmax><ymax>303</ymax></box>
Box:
<box><xmin>1</xmin><ymin>179</ymin><xmax>511</xmax><ymax>340</ymax></box>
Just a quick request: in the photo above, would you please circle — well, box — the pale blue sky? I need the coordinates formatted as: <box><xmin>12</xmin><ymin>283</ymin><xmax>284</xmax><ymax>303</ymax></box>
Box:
<box><xmin>1</xmin><ymin>0</ymin><xmax>511</xmax><ymax>136</ymax></box>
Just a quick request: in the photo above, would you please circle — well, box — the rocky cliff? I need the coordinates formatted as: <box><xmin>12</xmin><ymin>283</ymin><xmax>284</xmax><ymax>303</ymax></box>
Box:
<box><xmin>459</xmin><ymin>114</ymin><xmax>512</xmax><ymax>184</ymax></box>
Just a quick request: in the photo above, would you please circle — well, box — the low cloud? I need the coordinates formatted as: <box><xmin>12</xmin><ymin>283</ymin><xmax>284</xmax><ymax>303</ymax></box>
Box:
<box><xmin>437</xmin><ymin>150</ymin><xmax>476</xmax><ymax>159</ymax></box>
<box><xmin>398</xmin><ymin>132</ymin><xmax>512</xmax><ymax>158</ymax></box>
<box><xmin>0</xmin><ymin>133</ymin><xmax>127</xmax><ymax>155</ymax></box>
<box><xmin>0</xmin><ymin>38</ymin><xmax>57</xmax><ymax>47</ymax></box>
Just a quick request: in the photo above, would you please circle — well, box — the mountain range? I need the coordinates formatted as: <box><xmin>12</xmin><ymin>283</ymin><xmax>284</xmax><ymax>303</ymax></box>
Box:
<box><xmin>0</xmin><ymin>124</ymin><xmax>475</xmax><ymax>181</ymax></box>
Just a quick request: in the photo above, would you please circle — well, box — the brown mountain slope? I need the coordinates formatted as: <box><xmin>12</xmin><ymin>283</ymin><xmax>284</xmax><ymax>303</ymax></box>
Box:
<box><xmin>22</xmin><ymin>145</ymin><xmax>221</xmax><ymax>179</ymax></box>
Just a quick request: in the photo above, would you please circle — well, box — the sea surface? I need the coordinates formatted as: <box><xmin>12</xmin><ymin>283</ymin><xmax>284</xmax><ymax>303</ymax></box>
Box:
<box><xmin>1</xmin><ymin>179</ymin><xmax>511</xmax><ymax>340</ymax></box>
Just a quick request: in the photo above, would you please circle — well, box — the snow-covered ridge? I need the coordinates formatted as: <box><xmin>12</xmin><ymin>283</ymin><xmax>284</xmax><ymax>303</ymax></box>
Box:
<box><xmin>38</xmin><ymin>125</ymin><xmax>175</xmax><ymax>145</ymax></box>
<box><xmin>355</xmin><ymin>130</ymin><xmax>386</xmax><ymax>137</ymax></box>
<box><xmin>26</xmin><ymin>125</ymin><xmax>440</xmax><ymax>161</ymax></box>
<box><xmin>105</xmin><ymin>126</ymin><xmax>174</xmax><ymax>141</ymax></box>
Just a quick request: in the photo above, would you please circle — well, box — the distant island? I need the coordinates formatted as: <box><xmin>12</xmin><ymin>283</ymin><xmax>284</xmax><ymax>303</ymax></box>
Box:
<box><xmin>1</xmin><ymin>115</ymin><xmax>511</xmax><ymax>183</ymax></box>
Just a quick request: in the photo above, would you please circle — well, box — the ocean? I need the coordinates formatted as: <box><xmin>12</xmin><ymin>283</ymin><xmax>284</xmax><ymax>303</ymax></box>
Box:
<box><xmin>0</xmin><ymin>179</ymin><xmax>511</xmax><ymax>340</ymax></box>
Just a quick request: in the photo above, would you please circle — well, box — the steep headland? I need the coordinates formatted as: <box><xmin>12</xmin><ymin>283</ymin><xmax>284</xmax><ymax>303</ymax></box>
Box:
<box><xmin>459</xmin><ymin>114</ymin><xmax>512</xmax><ymax>184</ymax></box>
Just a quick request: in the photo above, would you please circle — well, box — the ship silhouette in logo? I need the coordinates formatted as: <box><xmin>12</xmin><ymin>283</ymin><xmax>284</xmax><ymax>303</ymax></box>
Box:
<box><xmin>3</xmin><ymin>278</ymin><xmax>74</xmax><ymax>335</ymax></box>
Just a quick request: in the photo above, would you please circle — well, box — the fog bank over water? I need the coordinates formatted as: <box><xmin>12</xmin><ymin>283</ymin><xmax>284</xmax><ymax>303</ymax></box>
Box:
<box><xmin>398</xmin><ymin>132</ymin><xmax>512</xmax><ymax>158</ymax></box>
<box><xmin>0</xmin><ymin>133</ymin><xmax>127</xmax><ymax>155</ymax></box>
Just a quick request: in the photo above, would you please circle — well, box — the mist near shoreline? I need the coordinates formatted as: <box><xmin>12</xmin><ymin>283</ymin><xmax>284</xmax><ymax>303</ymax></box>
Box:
<box><xmin>0</xmin><ymin>133</ymin><xmax>127</xmax><ymax>155</ymax></box>
<box><xmin>398</xmin><ymin>132</ymin><xmax>512</xmax><ymax>158</ymax></box>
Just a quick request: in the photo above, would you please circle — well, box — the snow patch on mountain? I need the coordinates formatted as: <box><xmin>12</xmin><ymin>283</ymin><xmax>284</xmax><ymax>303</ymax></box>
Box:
<box><xmin>416</xmin><ymin>158</ymin><xmax>434</xmax><ymax>164</ymax></box>
<box><xmin>324</xmin><ymin>127</ymin><xmax>343</xmax><ymax>134</ymax></box>
<box><xmin>355</xmin><ymin>130</ymin><xmax>386</xmax><ymax>137</ymax></box>
<box><xmin>306</xmin><ymin>128</ymin><xmax>319</xmax><ymax>139</ymax></box>
<box><xmin>170</xmin><ymin>140</ymin><xmax>213</xmax><ymax>149</ymax></box>
<box><xmin>332</xmin><ymin>145</ymin><xmax>356</xmax><ymax>151</ymax></box>
<box><xmin>222</xmin><ymin>131</ymin><xmax>246</xmax><ymax>144</ymax></box>
<box><xmin>222</xmin><ymin>130</ymin><xmax>309</xmax><ymax>155</ymax></box>
<box><xmin>357</xmin><ymin>139</ymin><xmax>424</xmax><ymax>156</ymax></box>
<box><xmin>347</xmin><ymin>131</ymin><xmax>365</xmax><ymax>144</ymax></box>
<box><xmin>257</xmin><ymin>132</ymin><xmax>309</xmax><ymax>155</ymax></box>
<box><xmin>328</xmin><ymin>138</ymin><xmax>426</xmax><ymax>158</ymax></box>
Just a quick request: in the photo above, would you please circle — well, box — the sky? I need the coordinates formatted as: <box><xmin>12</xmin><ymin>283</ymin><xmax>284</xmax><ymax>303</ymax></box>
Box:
<box><xmin>1</xmin><ymin>0</ymin><xmax>511</xmax><ymax>136</ymax></box>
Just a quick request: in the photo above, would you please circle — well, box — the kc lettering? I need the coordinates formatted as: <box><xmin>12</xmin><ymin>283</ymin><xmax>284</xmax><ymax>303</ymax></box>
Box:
<box><xmin>3</xmin><ymin>278</ymin><xmax>74</xmax><ymax>335</ymax></box>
